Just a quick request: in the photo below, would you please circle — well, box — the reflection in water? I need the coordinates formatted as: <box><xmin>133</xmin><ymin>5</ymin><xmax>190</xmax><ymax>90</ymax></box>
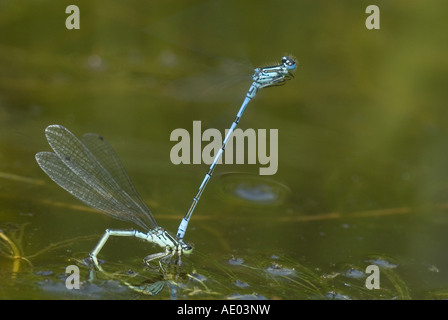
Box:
<box><xmin>123</xmin><ymin>280</ymin><xmax>166</xmax><ymax>296</ymax></box>
<box><xmin>235</xmin><ymin>184</ymin><xmax>277</xmax><ymax>202</ymax></box>
<box><xmin>0</xmin><ymin>223</ymin><xmax>32</xmax><ymax>278</ymax></box>
<box><xmin>228</xmin><ymin>293</ymin><xmax>268</xmax><ymax>300</ymax></box>
<box><xmin>217</xmin><ymin>173</ymin><xmax>290</xmax><ymax>206</ymax></box>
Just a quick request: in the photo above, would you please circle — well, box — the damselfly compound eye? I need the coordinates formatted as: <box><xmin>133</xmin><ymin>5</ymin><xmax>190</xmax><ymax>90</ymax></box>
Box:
<box><xmin>282</xmin><ymin>56</ymin><xmax>297</xmax><ymax>70</ymax></box>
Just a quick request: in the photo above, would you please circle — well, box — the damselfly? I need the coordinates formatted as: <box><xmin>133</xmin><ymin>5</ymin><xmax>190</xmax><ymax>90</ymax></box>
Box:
<box><xmin>176</xmin><ymin>56</ymin><xmax>297</xmax><ymax>240</ymax></box>
<box><xmin>35</xmin><ymin>125</ymin><xmax>192</xmax><ymax>270</ymax></box>
<box><xmin>35</xmin><ymin>56</ymin><xmax>296</xmax><ymax>270</ymax></box>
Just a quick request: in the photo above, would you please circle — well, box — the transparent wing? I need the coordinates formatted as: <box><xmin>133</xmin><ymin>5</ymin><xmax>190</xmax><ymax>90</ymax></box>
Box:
<box><xmin>35</xmin><ymin>151</ymin><xmax>148</xmax><ymax>226</ymax></box>
<box><xmin>36</xmin><ymin>125</ymin><xmax>157</xmax><ymax>231</ymax></box>
<box><xmin>82</xmin><ymin>132</ymin><xmax>157</xmax><ymax>227</ymax></box>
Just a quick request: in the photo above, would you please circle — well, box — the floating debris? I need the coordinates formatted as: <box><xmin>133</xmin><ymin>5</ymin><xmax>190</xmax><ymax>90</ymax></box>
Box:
<box><xmin>35</xmin><ymin>270</ymin><xmax>53</xmax><ymax>276</ymax></box>
<box><xmin>344</xmin><ymin>267</ymin><xmax>365</xmax><ymax>279</ymax></box>
<box><xmin>266</xmin><ymin>262</ymin><xmax>295</xmax><ymax>276</ymax></box>
<box><xmin>326</xmin><ymin>291</ymin><xmax>351</xmax><ymax>300</ymax></box>
<box><xmin>234</xmin><ymin>279</ymin><xmax>250</xmax><ymax>288</ymax></box>
<box><xmin>228</xmin><ymin>256</ymin><xmax>245</xmax><ymax>266</ymax></box>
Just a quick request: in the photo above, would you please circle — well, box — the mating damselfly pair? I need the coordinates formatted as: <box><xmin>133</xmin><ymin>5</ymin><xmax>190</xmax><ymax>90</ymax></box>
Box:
<box><xmin>35</xmin><ymin>56</ymin><xmax>297</xmax><ymax>271</ymax></box>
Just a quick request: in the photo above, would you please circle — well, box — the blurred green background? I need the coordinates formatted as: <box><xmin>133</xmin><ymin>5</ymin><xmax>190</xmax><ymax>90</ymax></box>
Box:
<box><xmin>1</xmin><ymin>0</ymin><xmax>448</xmax><ymax>299</ymax></box>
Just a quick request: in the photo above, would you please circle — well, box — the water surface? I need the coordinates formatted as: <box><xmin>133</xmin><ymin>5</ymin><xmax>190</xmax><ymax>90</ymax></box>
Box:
<box><xmin>1</xmin><ymin>0</ymin><xmax>448</xmax><ymax>299</ymax></box>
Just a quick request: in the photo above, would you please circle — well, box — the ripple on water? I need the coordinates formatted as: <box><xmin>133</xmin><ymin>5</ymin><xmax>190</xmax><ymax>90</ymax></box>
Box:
<box><xmin>217</xmin><ymin>173</ymin><xmax>290</xmax><ymax>206</ymax></box>
<box><xmin>365</xmin><ymin>255</ymin><xmax>398</xmax><ymax>269</ymax></box>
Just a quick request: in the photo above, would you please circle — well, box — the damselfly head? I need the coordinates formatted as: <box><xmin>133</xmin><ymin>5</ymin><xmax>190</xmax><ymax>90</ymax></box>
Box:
<box><xmin>282</xmin><ymin>56</ymin><xmax>297</xmax><ymax>71</ymax></box>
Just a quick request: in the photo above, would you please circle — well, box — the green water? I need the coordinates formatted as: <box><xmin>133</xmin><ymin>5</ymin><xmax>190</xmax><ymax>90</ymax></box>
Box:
<box><xmin>1</xmin><ymin>0</ymin><xmax>448</xmax><ymax>299</ymax></box>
